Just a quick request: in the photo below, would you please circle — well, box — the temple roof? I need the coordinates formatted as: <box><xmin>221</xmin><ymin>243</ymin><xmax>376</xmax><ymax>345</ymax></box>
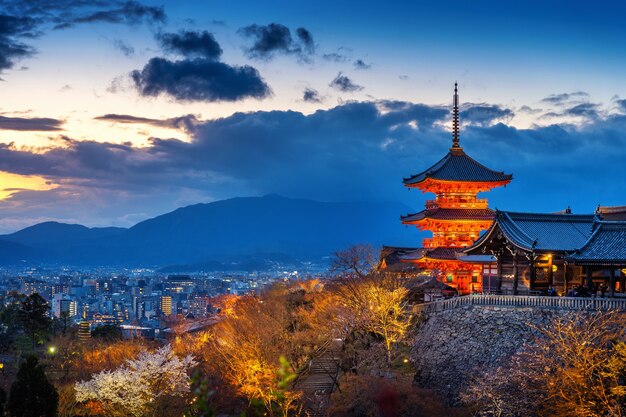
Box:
<box><xmin>596</xmin><ymin>205</ymin><xmax>626</xmax><ymax>221</ymax></box>
<box><xmin>568</xmin><ymin>222</ymin><xmax>626</xmax><ymax>265</ymax></box>
<box><xmin>402</xmin><ymin>247</ymin><xmax>463</xmax><ymax>261</ymax></box>
<box><xmin>401</xmin><ymin>207</ymin><xmax>494</xmax><ymax>223</ymax></box>
<box><xmin>466</xmin><ymin>211</ymin><xmax>598</xmax><ymax>253</ymax></box>
<box><xmin>403</xmin><ymin>148</ymin><xmax>513</xmax><ymax>186</ymax></box>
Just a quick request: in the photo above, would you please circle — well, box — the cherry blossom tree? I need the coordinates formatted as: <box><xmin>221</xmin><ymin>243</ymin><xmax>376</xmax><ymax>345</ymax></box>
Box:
<box><xmin>75</xmin><ymin>344</ymin><xmax>196</xmax><ymax>417</ymax></box>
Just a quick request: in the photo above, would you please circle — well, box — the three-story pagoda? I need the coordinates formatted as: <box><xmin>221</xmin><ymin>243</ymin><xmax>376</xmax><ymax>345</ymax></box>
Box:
<box><xmin>401</xmin><ymin>84</ymin><xmax>512</xmax><ymax>293</ymax></box>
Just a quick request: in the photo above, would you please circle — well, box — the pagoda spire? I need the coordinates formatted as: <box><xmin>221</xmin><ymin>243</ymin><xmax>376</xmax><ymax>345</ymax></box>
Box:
<box><xmin>452</xmin><ymin>82</ymin><xmax>461</xmax><ymax>150</ymax></box>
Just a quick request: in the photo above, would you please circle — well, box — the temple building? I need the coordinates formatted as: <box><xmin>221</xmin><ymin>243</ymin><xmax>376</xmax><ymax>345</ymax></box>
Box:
<box><xmin>399</xmin><ymin>84</ymin><xmax>512</xmax><ymax>294</ymax></box>
<box><xmin>464</xmin><ymin>211</ymin><xmax>597</xmax><ymax>294</ymax></box>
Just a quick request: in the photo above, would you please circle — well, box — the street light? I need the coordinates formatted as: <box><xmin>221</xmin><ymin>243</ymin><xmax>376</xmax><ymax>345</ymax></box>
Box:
<box><xmin>48</xmin><ymin>345</ymin><xmax>57</xmax><ymax>354</ymax></box>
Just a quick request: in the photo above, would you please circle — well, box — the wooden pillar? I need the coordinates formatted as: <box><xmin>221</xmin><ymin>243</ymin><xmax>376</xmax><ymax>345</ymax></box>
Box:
<box><xmin>496</xmin><ymin>254</ymin><xmax>503</xmax><ymax>292</ymax></box>
<box><xmin>547</xmin><ymin>255</ymin><xmax>554</xmax><ymax>287</ymax></box>
<box><xmin>513</xmin><ymin>254</ymin><xmax>519</xmax><ymax>295</ymax></box>
<box><xmin>609</xmin><ymin>267</ymin><xmax>616</xmax><ymax>298</ymax></box>
<box><xmin>529</xmin><ymin>253</ymin><xmax>536</xmax><ymax>291</ymax></box>
<box><xmin>586</xmin><ymin>266</ymin><xmax>593</xmax><ymax>290</ymax></box>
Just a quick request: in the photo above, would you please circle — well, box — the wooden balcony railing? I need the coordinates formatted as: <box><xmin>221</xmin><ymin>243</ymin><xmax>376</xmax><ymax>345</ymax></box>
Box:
<box><xmin>412</xmin><ymin>294</ymin><xmax>626</xmax><ymax>315</ymax></box>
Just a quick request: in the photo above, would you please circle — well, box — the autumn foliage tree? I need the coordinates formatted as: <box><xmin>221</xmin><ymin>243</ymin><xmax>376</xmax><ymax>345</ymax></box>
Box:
<box><xmin>462</xmin><ymin>311</ymin><xmax>626</xmax><ymax>417</ymax></box>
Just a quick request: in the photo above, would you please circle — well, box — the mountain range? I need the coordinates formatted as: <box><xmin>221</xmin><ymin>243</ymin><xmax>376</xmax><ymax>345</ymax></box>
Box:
<box><xmin>0</xmin><ymin>195</ymin><xmax>417</xmax><ymax>269</ymax></box>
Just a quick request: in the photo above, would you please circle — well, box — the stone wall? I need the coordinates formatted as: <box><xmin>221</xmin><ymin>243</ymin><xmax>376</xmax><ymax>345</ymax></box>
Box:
<box><xmin>411</xmin><ymin>305</ymin><xmax>565</xmax><ymax>403</ymax></box>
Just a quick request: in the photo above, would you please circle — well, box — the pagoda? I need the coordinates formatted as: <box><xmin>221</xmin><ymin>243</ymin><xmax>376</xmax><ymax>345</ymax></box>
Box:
<box><xmin>400</xmin><ymin>83</ymin><xmax>512</xmax><ymax>294</ymax></box>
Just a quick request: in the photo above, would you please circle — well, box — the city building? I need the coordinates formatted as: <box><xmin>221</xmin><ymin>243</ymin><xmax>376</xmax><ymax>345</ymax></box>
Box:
<box><xmin>399</xmin><ymin>84</ymin><xmax>512</xmax><ymax>294</ymax></box>
<box><xmin>160</xmin><ymin>295</ymin><xmax>172</xmax><ymax>316</ymax></box>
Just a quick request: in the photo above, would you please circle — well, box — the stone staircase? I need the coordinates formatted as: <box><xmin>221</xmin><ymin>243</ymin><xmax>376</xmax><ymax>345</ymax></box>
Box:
<box><xmin>297</xmin><ymin>339</ymin><xmax>342</xmax><ymax>417</ymax></box>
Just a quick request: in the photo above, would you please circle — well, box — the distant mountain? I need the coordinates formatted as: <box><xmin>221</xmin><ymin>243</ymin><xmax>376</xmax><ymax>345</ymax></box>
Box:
<box><xmin>0</xmin><ymin>195</ymin><xmax>415</xmax><ymax>267</ymax></box>
<box><xmin>3</xmin><ymin>222</ymin><xmax>126</xmax><ymax>247</ymax></box>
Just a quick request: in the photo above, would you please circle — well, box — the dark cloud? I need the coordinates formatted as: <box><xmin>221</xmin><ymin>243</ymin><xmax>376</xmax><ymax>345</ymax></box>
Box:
<box><xmin>158</xmin><ymin>30</ymin><xmax>222</xmax><ymax>60</ymax></box>
<box><xmin>130</xmin><ymin>57</ymin><xmax>271</xmax><ymax>102</ymax></box>
<box><xmin>295</xmin><ymin>27</ymin><xmax>314</xmax><ymax>53</ymax></box>
<box><xmin>617</xmin><ymin>99</ymin><xmax>626</xmax><ymax>113</ymax></box>
<box><xmin>0</xmin><ymin>115</ymin><xmax>63</xmax><ymax>131</ymax></box>
<box><xmin>52</xmin><ymin>1</ymin><xmax>165</xmax><ymax>30</ymax></box>
<box><xmin>0</xmin><ymin>1</ymin><xmax>165</xmax><ymax>73</ymax></box>
<box><xmin>460</xmin><ymin>104</ymin><xmax>514</xmax><ymax>126</ymax></box>
<box><xmin>3</xmin><ymin>100</ymin><xmax>626</xmax><ymax>230</ymax></box>
<box><xmin>113</xmin><ymin>39</ymin><xmax>134</xmax><ymax>57</ymax></box>
<box><xmin>329</xmin><ymin>72</ymin><xmax>363</xmax><ymax>93</ymax></box>
<box><xmin>239</xmin><ymin>23</ymin><xmax>314</xmax><ymax>60</ymax></box>
<box><xmin>0</xmin><ymin>14</ymin><xmax>38</xmax><ymax>72</ymax></box>
<box><xmin>302</xmin><ymin>88</ymin><xmax>322</xmax><ymax>103</ymax></box>
<box><xmin>563</xmin><ymin>102</ymin><xmax>600</xmax><ymax>119</ymax></box>
<box><xmin>542</xmin><ymin>102</ymin><xmax>601</xmax><ymax>121</ymax></box>
<box><xmin>322</xmin><ymin>53</ymin><xmax>348</xmax><ymax>63</ymax></box>
<box><xmin>541</xmin><ymin>91</ymin><xmax>589</xmax><ymax>105</ymax></box>
<box><xmin>95</xmin><ymin>113</ymin><xmax>199</xmax><ymax>133</ymax></box>
<box><xmin>354</xmin><ymin>59</ymin><xmax>371</xmax><ymax>70</ymax></box>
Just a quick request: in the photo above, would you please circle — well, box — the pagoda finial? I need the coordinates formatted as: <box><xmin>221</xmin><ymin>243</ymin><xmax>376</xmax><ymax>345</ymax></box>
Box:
<box><xmin>452</xmin><ymin>82</ymin><xmax>460</xmax><ymax>149</ymax></box>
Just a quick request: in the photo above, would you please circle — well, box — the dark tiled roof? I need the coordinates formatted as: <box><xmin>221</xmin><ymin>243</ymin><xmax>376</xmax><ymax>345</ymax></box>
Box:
<box><xmin>403</xmin><ymin>148</ymin><xmax>512</xmax><ymax>185</ymax></box>
<box><xmin>597</xmin><ymin>205</ymin><xmax>626</xmax><ymax>221</ymax></box>
<box><xmin>402</xmin><ymin>247</ymin><xmax>463</xmax><ymax>261</ymax></box>
<box><xmin>568</xmin><ymin>222</ymin><xmax>626</xmax><ymax>265</ymax></box>
<box><xmin>401</xmin><ymin>208</ymin><xmax>494</xmax><ymax>223</ymax></box>
<box><xmin>466</xmin><ymin>211</ymin><xmax>598</xmax><ymax>253</ymax></box>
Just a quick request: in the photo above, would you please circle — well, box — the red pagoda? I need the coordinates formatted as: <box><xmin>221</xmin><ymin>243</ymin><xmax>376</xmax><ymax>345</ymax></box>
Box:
<box><xmin>400</xmin><ymin>84</ymin><xmax>512</xmax><ymax>294</ymax></box>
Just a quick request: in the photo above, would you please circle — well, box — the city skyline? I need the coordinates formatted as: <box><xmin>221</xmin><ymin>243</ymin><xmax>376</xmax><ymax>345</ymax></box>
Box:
<box><xmin>1</xmin><ymin>0</ymin><xmax>626</xmax><ymax>232</ymax></box>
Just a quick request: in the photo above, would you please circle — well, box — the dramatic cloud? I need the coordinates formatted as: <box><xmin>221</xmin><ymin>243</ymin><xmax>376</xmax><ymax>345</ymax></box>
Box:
<box><xmin>130</xmin><ymin>57</ymin><xmax>271</xmax><ymax>102</ymax></box>
<box><xmin>0</xmin><ymin>14</ymin><xmax>38</xmax><ymax>72</ymax></box>
<box><xmin>95</xmin><ymin>113</ymin><xmax>199</xmax><ymax>133</ymax></box>
<box><xmin>329</xmin><ymin>72</ymin><xmax>363</xmax><ymax>93</ymax></box>
<box><xmin>354</xmin><ymin>59</ymin><xmax>371</xmax><ymax>70</ymax></box>
<box><xmin>460</xmin><ymin>104</ymin><xmax>514</xmax><ymax>126</ymax></box>
<box><xmin>239</xmin><ymin>23</ymin><xmax>314</xmax><ymax>60</ymax></box>
<box><xmin>52</xmin><ymin>1</ymin><xmax>165</xmax><ymax>30</ymax></box>
<box><xmin>0</xmin><ymin>1</ymin><xmax>165</xmax><ymax>73</ymax></box>
<box><xmin>302</xmin><ymin>88</ymin><xmax>322</xmax><ymax>103</ymax></box>
<box><xmin>158</xmin><ymin>30</ymin><xmax>222</xmax><ymax>59</ymax></box>
<box><xmin>2</xmin><ymin>99</ymin><xmax>626</xmax><ymax>231</ymax></box>
<box><xmin>0</xmin><ymin>115</ymin><xmax>64</xmax><ymax>131</ymax></box>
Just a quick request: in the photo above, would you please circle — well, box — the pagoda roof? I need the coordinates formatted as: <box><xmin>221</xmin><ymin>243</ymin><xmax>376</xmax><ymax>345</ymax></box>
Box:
<box><xmin>466</xmin><ymin>211</ymin><xmax>598</xmax><ymax>253</ymax></box>
<box><xmin>401</xmin><ymin>207</ymin><xmax>494</xmax><ymax>223</ymax></box>
<box><xmin>567</xmin><ymin>221</ymin><xmax>626</xmax><ymax>266</ymax></box>
<box><xmin>403</xmin><ymin>147</ymin><xmax>512</xmax><ymax>186</ymax></box>
<box><xmin>402</xmin><ymin>247</ymin><xmax>463</xmax><ymax>262</ymax></box>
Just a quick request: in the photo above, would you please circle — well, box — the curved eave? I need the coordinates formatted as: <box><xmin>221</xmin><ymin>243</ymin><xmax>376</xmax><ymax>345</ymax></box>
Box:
<box><xmin>567</xmin><ymin>259</ymin><xmax>626</xmax><ymax>266</ymax></box>
<box><xmin>403</xmin><ymin>177</ymin><xmax>512</xmax><ymax>190</ymax></box>
<box><xmin>401</xmin><ymin>217</ymin><xmax>494</xmax><ymax>225</ymax></box>
<box><xmin>463</xmin><ymin>212</ymin><xmax>534</xmax><ymax>254</ymax></box>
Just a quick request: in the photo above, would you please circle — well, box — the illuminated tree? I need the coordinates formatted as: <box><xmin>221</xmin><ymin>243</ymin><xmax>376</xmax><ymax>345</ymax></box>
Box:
<box><xmin>462</xmin><ymin>311</ymin><xmax>626</xmax><ymax>417</ymax></box>
<box><xmin>75</xmin><ymin>344</ymin><xmax>196</xmax><ymax>417</ymax></box>
<box><xmin>209</xmin><ymin>293</ymin><xmax>303</xmax><ymax>417</ymax></box>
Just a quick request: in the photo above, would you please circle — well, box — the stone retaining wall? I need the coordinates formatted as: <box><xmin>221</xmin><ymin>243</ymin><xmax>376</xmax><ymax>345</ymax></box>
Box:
<box><xmin>411</xmin><ymin>305</ymin><xmax>566</xmax><ymax>403</ymax></box>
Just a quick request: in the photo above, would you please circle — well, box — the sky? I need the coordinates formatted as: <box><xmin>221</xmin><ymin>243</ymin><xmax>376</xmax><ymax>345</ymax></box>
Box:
<box><xmin>0</xmin><ymin>0</ymin><xmax>626</xmax><ymax>233</ymax></box>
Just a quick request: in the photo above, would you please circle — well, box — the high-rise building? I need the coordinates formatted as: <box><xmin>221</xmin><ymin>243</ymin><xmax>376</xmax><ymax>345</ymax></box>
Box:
<box><xmin>400</xmin><ymin>84</ymin><xmax>512</xmax><ymax>294</ymax></box>
<box><xmin>160</xmin><ymin>295</ymin><xmax>172</xmax><ymax>316</ymax></box>
<box><xmin>52</xmin><ymin>293</ymin><xmax>77</xmax><ymax>318</ymax></box>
